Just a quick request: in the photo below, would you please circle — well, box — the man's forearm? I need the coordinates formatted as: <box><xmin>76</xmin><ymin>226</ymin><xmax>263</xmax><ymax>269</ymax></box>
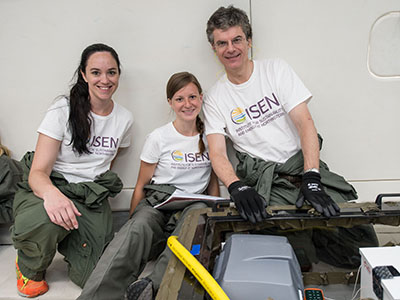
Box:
<box><xmin>210</xmin><ymin>152</ymin><xmax>240</xmax><ymax>187</ymax></box>
<box><xmin>299</xmin><ymin>122</ymin><xmax>320</xmax><ymax>171</ymax></box>
<box><xmin>289</xmin><ymin>102</ymin><xmax>320</xmax><ymax>171</ymax></box>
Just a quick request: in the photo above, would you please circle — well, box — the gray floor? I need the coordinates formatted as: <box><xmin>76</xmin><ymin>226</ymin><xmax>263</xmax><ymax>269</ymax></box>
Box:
<box><xmin>0</xmin><ymin>223</ymin><xmax>399</xmax><ymax>300</ymax></box>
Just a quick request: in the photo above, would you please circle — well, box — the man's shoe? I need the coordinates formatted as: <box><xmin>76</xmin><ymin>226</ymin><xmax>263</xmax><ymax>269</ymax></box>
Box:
<box><xmin>125</xmin><ymin>277</ymin><xmax>154</xmax><ymax>300</ymax></box>
<box><xmin>16</xmin><ymin>257</ymin><xmax>49</xmax><ymax>298</ymax></box>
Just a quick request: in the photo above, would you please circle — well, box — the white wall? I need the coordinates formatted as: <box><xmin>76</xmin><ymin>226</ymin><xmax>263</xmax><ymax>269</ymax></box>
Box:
<box><xmin>252</xmin><ymin>0</ymin><xmax>400</xmax><ymax>202</ymax></box>
<box><xmin>0</xmin><ymin>0</ymin><xmax>248</xmax><ymax>209</ymax></box>
<box><xmin>1</xmin><ymin>0</ymin><xmax>399</xmax><ymax>209</ymax></box>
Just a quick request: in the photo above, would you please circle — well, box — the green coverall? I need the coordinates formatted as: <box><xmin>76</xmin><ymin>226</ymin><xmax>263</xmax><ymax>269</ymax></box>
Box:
<box><xmin>11</xmin><ymin>152</ymin><xmax>123</xmax><ymax>287</ymax></box>
<box><xmin>0</xmin><ymin>153</ymin><xmax>23</xmax><ymax>224</ymax></box>
<box><xmin>77</xmin><ymin>184</ymin><xmax>207</xmax><ymax>300</ymax></box>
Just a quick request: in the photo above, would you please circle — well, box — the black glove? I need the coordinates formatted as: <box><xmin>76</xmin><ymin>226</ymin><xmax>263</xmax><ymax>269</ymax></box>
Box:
<box><xmin>228</xmin><ymin>181</ymin><xmax>268</xmax><ymax>223</ymax></box>
<box><xmin>296</xmin><ymin>171</ymin><xmax>340</xmax><ymax>217</ymax></box>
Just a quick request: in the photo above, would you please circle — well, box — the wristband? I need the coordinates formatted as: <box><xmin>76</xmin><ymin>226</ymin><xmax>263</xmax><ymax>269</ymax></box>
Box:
<box><xmin>304</xmin><ymin>168</ymin><xmax>319</xmax><ymax>174</ymax></box>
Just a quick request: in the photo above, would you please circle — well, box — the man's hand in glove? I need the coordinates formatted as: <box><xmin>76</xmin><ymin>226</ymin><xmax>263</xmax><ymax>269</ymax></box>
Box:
<box><xmin>228</xmin><ymin>181</ymin><xmax>269</xmax><ymax>223</ymax></box>
<box><xmin>296</xmin><ymin>170</ymin><xmax>340</xmax><ymax>217</ymax></box>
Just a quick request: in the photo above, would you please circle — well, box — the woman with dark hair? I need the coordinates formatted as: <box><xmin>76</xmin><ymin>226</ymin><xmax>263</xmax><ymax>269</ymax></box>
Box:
<box><xmin>78</xmin><ymin>72</ymin><xmax>219</xmax><ymax>300</ymax></box>
<box><xmin>11</xmin><ymin>43</ymin><xmax>133</xmax><ymax>298</ymax></box>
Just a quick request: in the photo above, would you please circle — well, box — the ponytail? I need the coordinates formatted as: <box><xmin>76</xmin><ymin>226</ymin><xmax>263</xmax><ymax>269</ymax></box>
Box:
<box><xmin>196</xmin><ymin>116</ymin><xmax>206</xmax><ymax>154</ymax></box>
<box><xmin>68</xmin><ymin>71</ymin><xmax>92</xmax><ymax>154</ymax></box>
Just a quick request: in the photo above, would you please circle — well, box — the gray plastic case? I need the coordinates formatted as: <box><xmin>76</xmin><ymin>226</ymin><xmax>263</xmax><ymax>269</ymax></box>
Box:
<box><xmin>213</xmin><ymin>234</ymin><xmax>304</xmax><ymax>300</ymax></box>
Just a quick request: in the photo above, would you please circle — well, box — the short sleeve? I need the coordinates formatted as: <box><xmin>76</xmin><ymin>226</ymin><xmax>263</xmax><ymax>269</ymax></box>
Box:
<box><xmin>140</xmin><ymin>130</ymin><xmax>161</xmax><ymax>164</ymax></box>
<box><xmin>274</xmin><ymin>59</ymin><xmax>312</xmax><ymax>113</ymax></box>
<box><xmin>119</xmin><ymin>113</ymin><xmax>134</xmax><ymax>148</ymax></box>
<box><xmin>202</xmin><ymin>92</ymin><xmax>227</xmax><ymax>136</ymax></box>
<box><xmin>37</xmin><ymin>99</ymin><xmax>69</xmax><ymax>141</ymax></box>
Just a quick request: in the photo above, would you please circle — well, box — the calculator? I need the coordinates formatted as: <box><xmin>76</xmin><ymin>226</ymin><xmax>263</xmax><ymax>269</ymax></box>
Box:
<box><xmin>304</xmin><ymin>288</ymin><xmax>325</xmax><ymax>300</ymax></box>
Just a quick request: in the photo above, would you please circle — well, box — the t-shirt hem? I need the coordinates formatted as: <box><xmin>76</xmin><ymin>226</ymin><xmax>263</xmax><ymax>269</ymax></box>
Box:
<box><xmin>205</xmin><ymin>130</ymin><xmax>226</xmax><ymax>137</ymax></box>
<box><xmin>140</xmin><ymin>156</ymin><xmax>158</xmax><ymax>164</ymax></box>
<box><xmin>37</xmin><ymin>128</ymin><xmax>63</xmax><ymax>141</ymax></box>
<box><xmin>285</xmin><ymin>93</ymin><xmax>312</xmax><ymax>113</ymax></box>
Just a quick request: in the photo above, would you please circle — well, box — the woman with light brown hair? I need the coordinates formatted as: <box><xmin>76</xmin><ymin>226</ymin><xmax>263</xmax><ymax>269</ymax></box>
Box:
<box><xmin>78</xmin><ymin>72</ymin><xmax>220</xmax><ymax>300</ymax></box>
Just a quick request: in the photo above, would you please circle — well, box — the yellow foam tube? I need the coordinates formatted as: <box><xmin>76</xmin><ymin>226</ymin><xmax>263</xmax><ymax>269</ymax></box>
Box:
<box><xmin>167</xmin><ymin>235</ymin><xmax>230</xmax><ymax>300</ymax></box>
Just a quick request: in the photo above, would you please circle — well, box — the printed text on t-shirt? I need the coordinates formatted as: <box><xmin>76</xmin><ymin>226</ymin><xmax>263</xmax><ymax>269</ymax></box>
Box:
<box><xmin>170</xmin><ymin>150</ymin><xmax>210</xmax><ymax>170</ymax></box>
<box><xmin>89</xmin><ymin>136</ymin><xmax>119</xmax><ymax>155</ymax></box>
<box><xmin>230</xmin><ymin>93</ymin><xmax>284</xmax><ymax>137</ymax></box>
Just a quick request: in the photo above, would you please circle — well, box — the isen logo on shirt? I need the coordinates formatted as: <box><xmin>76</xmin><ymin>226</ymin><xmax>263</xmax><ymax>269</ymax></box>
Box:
<box><xmin>231</xmin><ymin>107</ymin><xmax>246</xmax><ymax>124</ymax></box>
<box><xmin>230</xmin><ymin>93</ymin><xmax>281</xmax><ymax>125</ymax></box>
<box><xmin>171</xmin><ymin>150</ymin><xmax>184</xmax><ymax>162</ymax></box>
<box><xmin>171</xmin><ymin>150</ymin><xmax>210</xmax><ymax>162</ymax></box>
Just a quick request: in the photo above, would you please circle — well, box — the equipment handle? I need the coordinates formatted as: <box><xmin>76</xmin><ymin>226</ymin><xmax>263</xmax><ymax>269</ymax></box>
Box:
<box><xmin>167</xmin><ymin>235</ymin><xmax>230</xmax><ymax>300</ymax></box>
<box><xmin>375</xmin><ymin>193</ymin><xmax>400</xmax><ymax>209</ymax></box>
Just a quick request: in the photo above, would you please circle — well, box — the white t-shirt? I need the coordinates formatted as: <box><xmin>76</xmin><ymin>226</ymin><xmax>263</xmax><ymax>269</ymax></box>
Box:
<box><xmin>38</xmin><ymin>97</ymin><xmax>133</xmax><ymax>183</ymax></box>
<box><xmin>140</xmin><ymin>122</ymin><xmax>212</xmax><ymax>194</ymax></box>
<box><xmin>203</xmin><ymin>59</ymin><xmax>312</xmax><ymax>164</ymax></box>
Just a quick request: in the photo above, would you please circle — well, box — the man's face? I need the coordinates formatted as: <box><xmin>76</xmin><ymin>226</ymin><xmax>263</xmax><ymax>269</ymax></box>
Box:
<box><xmin>212</xmin><ymin>26</ymin><xmax>251</xmax><ymax>72</ymax></box>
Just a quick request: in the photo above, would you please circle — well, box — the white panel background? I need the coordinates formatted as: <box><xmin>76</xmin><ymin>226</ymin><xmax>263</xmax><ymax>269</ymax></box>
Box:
<box><xmin>0</xmin><ymin>0</ymin><xmax>248</xmax><ymax>209</ymax></box>
<box><xmin>252</xmin><ymin>0</ymin><xmax>400</xmax><ymax>202</ymax></box>
<box><xmin>0</xmin><ymin>0</ymin><xmax>399</xmax><ymax>209</ymax></box>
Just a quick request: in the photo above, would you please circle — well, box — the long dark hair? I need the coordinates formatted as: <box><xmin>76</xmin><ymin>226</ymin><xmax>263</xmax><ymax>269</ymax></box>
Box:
<box><xmin>68</xmin><ymin>43</ymin><xmax>121</xmax><ymax>154</ymax></box>
<box><xmin>166</xmin><ymin>72</ymin><xmax>205</xmax><ymax>154</ymax></box>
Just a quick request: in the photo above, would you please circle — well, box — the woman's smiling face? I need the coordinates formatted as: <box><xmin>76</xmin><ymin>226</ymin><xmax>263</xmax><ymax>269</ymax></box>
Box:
<box><xmin>168</xmin><ymin>82</ymin><xmax>203</xmax><ymax>122</ymax></box>
<box><xmin>81</xmin><ymin>51</ymin><xmax>120</xmax><ymax>104</ymax></box>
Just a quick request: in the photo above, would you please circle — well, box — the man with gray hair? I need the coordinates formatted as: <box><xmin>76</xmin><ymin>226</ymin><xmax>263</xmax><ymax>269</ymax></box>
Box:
<box><xmin>203</xmin><ymin>5</ymin><xmax>378</xmax><ymax>268</ymax></box>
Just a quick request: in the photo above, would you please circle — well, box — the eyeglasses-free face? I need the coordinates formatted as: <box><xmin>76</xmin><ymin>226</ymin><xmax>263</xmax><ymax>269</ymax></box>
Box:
<box><xmin>168</xmin><ymin>82</ymin><xmax>203</xmax><ymax>123</ymax></box>
<box><xmin>81</xmin><ymin>51</ymin><xmax>120</xmax><ymax>105</ymax></box>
